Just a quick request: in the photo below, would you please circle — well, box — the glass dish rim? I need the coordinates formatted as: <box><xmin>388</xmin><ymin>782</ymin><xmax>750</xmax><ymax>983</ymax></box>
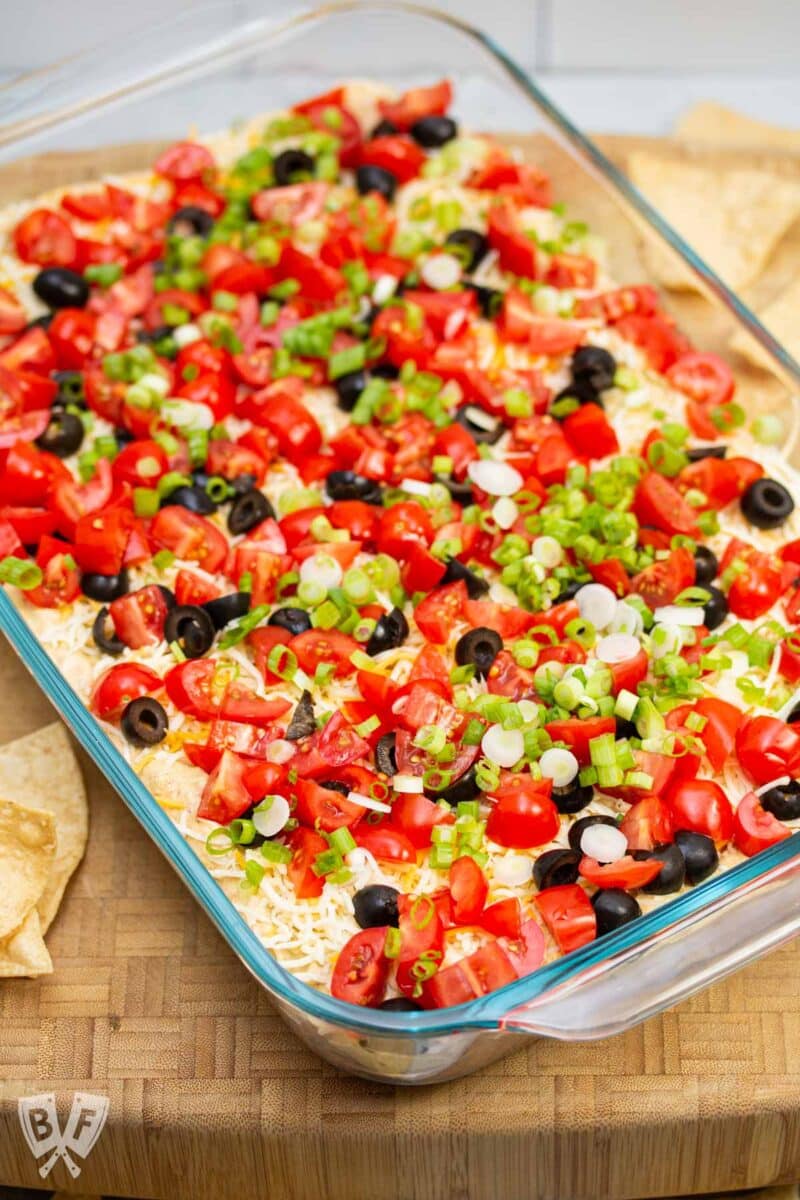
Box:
<box><xmin>1</xmin><ymin>0</ymin><xmax>800</xmax><ymax>1037</ymax></box>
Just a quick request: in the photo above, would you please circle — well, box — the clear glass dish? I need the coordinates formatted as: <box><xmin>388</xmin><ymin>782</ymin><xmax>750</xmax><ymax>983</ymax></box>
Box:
<box><xmin>2</xmin><ymin>0</ymin><xmax>800</xmax><ymax>1085</ymax></box>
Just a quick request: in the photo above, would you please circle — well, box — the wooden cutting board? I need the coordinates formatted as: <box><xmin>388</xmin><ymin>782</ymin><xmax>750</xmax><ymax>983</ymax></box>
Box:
<box><xmin>1</xmin><ymin>136</ymin><xmax>800</xmax><ymax>1200</ymax></box>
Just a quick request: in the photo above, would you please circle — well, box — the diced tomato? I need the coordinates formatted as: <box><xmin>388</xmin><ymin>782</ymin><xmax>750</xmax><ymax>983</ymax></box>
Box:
<box><xmin>174</xmin><ymin>570</ymin><xmax>221</xmax><ymax>607</ymax></box>
<box><xmin>486</xmin><ymin>777</ymin><xmax>559</xmax><ymax>849</ymax></box>
<box><xmin>109</xmin><ymin>584</ymin><xmax>169</xmax><ymax>649</ymax></box>
<box><xmin>618</xmin><ymin>795</ymin><xmax>674</xmax><ymax>852</ymax></box>
<box><xmin>289</xmin><ymin>628</ymin><xmax>358</xmax><ymax>679</ymax></box>
<box><xmin>667</xmin><ymin>778</ymin><xmax>734</xmax><ymax>846</ymax></box>
<box><xmin>534</xmin><ymin>885</ymin><xmax>596</xmax><ymax>954</ymax></box>
<box><xmin>396</xmin><ymin>894</ymin><xmax>445</xmax><ymax>998</ymax></box>
<box><xmin>546</xmin><ymin>253</ymin><xmax>596</xmax><ymax>289</ymax></box>
<box><xmin>154</xmin><ymin>141</ymin><xmax>216</xmax><ymax>181</ymax></box>
<box><xmin>736</xmin><ymin>715</ymin><xmax>800</xmax><ymax>786</ymax></box>
<box><xmin>359</xmin><ymin>135</ymin><xmax>426</xmax><ymax>183</ymax></box>
<box><xmin>287</xmin><ymin>826</ymin><xmax>328</xmax><ymax>899</ymax></box>
<box><xmin>488</xmin><ymin>204</ymin><xmax>539</xmax><ymax>279</ymax></box>
<box><xmin>413</xmin><ymin>580</ymin><xmax>466</xmax><ymax>642</ymax></box>
<box><xmin>500</xmin><ymin>918</ymin><xmax>546</xmax><ymax>976</ymax></box>
<box><xmin>293</xmin><ymin>778</ymin><xmax>364</xmax><ymax>833</ymax></box>
<box><xmin>579</xmin><ymin>855</ymin><xmax>663</xmax><ymax>890</ymax></box>
<box><xmin>196</xmin><ymin>750</ymin><xmax>252</xmax><ymax>824</ymax></box>
<box><xmin>91</xmin><ymin>662</ymin><xmax>161</xmax><ymax>721</ymax></box>
<box><xmin>449</xmin><ymin>856</ymin><xmax>488</xmax><ymax>925</ymax></box>
<box><xmin>352</xmin><ymin>824</ymin><xmax>417</xmax><ymax>863</ymax></box>
<box><xmin>0</xmin><ymin>289</ymin><xmax>27</xmax><ymax>335</ymax></box>
<box><xmin>391</xmin><ymin>792</ymin><xmax>455</xmax><ymax>850</ymax></box>
<box><xmin>165</xmin><ymin>658</ymin><xmax>220</xmax><ymax>721</ymax></box>
<box><xmin>331</xmin><ymin>928</ymin><xmax>390</xmax><ymax>1007</ymax></box>
<box><xmin>634</xmin><ymin>472</ymin><xmax>701</xmax><ymax>539</ymax></box>
<box><xmin>51</xmin><ymin>457</ymin><xmax>114</xmax><ymax>538</ymax></box>
<box><xmin>562</xmin><ymin>403</ymin><xmax>619</xmax><ymax>459</ymax></box>
<box><xmin>630</xmin><ymin>547</ymin><xmax>695</xmax><ymax>608</ymax></box>
<box><xmin>732</xmin><ymin>792</ymin><xmax>792</xmax><ymax>858</ymax></box>
<box><xmin>150</xmin><ymin>506</ymin><xmax>228</xmax><ymax>573</ymax></box>
<box><xmin>480</xmin><ymin>897</ymin><xmax>522</xmax><ymax>940</ymax></box>
<box><xmin>289</xmin><ymin>712</ymin><xmax>370</xmax><ymax>780</ymax></box>
<box><xmin>13</xmin><ymin>208</ymin><xmax>76</xmax><ymax>267</ymax></box>
<box><xmin>666</xmin><ymin>352</ymin><xmax>734</xmax><ymax>408</ymax></box>
<box><xmin>544</xmin><ymin>716</ymin><xmax>616</xmax><ymax>765</ymax></box>
<box><xmin>614</xmin><ymin>313</ymin><xmax>690</xmax><ymax>372</ymax></box>
<box><xmin>73</xmin><ymin>508</ymin><xmax>135</xmax><ymax>575</ymax></box>
<box><xmin>377</xmin><ymin>80</ymin><xmax>452</xmax><ymax>130</ymax></box>
<box><xmin>25</xmin><ymin>550</ymin><xmax>80</xmax><ymax>608</ymax></box>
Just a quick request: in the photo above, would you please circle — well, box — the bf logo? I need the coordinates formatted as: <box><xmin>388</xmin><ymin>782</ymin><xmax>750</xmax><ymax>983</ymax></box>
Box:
<box><xmin>18</xmin><ymin>1092</ymin><xmax>109</xmax><ymax>1178</ymax></box>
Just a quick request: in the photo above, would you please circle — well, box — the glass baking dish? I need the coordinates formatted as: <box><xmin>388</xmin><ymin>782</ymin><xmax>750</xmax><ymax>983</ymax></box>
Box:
<box><xmin>2</xmin><ymin>0</ymin><xmax>800</xmax><ymax>1085</ymax></box>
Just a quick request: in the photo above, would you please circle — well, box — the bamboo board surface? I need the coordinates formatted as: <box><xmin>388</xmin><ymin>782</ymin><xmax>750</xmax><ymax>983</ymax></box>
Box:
<box><xmin>1</xmin><ymin>135</ymin><xmax>800</xmax><ymax>1200</ymax></box>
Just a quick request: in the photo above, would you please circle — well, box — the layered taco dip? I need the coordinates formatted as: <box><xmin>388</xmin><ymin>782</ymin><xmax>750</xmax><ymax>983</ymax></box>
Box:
<box><xmin>1</xmin><ymin>79</ymin><xmax>799</xmax><ymax>1011</ymax></box>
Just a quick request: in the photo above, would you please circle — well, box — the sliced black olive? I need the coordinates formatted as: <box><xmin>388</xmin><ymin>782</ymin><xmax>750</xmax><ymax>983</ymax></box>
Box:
<box><xmin>366</xmin><ymin>607</ymin><xmax>409</xmax><ymax>656</ymax></box>
<box><xmin>202</xmin><ymin>591</ymin><xmax>251</xmax><ymax>631</ymax></box>
<box><xmin>636</xmin><ymin>844</ymin><xmax>686</xmax><ymax>894</ymax></box>
<box><xmin>533</xmin><ymin>848</ymin><xmax>581</xmax><ymax>890</ymax></box>
<box><xmin>436</xmin><ymin>476</ymin><xmax>474</xmax><ymax>504</ymax></box>
<box><xmin>53</xmin><ymin>369</ymin><xmax>86</xmax><ymax>407</ymax></box>
<box><xmin>568</xmin><ymin>814</ymin><xmax>618</xmax><ymax>854</ymax></box>
<box><xmin>230</xmin><ymin>472</ymin><xmax>258</xmax><ymax>497</ymax></box>
<box><xmin>760</xmin><ymin>779</ymin><xmax>800</xmax><ymax>821</ymax></box>
<box><xmin>356</xmin><ymin>165</ymin><xmax>398</xmax><ymax>201</ymax></box>
<box><xmin>554</xmin><ymin>578</ymin><xmax>586</xmax><ymax>604</ymax></box>
<box><xmin>320</xmin><ymin>780</ymin><xmax>350</xmax><ymax>796</ymax></box>
<box><xmin>614</xmin><ymin>715</ymin><xmax>638</xmax><ymax>741</ymax></box>
<box><xmin>693</xmin><ymin>545</ymin><xmax>718</xmax><ymax>586</ymax></box>
<box><xmin>273</xmin><ymin>148</ymin><xmax>316</xmax><ymax>186</ymax></box>
<box><xmin>786</xmin><ymin>703</ymin><xmax>800</xmax><ymax>725</ymax></box>
<box><xmin>334</xmin><ymin>369</ymin><xmax>368</xmax><ymax>412</ymax></box>
<box><xmin>571</xmin><ymin>345</ymin><xmax>616</xmax><ymax>395</ymax></box>
<box><xmin>167</xmin><ymin>205</ymin><xmax>215</xmax><ymax>237</ymax></box>
<box><xmin>371</xmin><ymin>361</ymin><xmax>401</xmax><ymax>380</ymax></box>
<box><xmin>592</xmin><ymin>888</ymin><xmax>641</xmax><ymax>935</ymax></box>
<box><xmin>285</xmin><ymin>690</ymin><xmax>316</xmax><ymax>742</ymax></box>
<box><xmin>702</xmin><ymin>585</ymin><xmax>729</xmax><ymax>631</ymax></box>
<box><xmin>164</xmin><ymin>605</ymin><xmax>216</xmax><ymax>658</ymax></box>
<box><xmin>114</xmin><ymin>427</ymin><xmax>135</xmax><ymax>446</ymax></box>
<box><xmin>27</xmin><ymin>313</ymin><xmax>53</xmax><ymax>331</ymax></box>
<box><xmin>686</xmin><ymin>444</ymin><xmax>727</xmax><ymax>462</ymax></box>
<box><xmin>430</xmin><ymin>765</ymin><xmax>480</xmax><ymax>807</ymax></box>
<box><xmin>674</xmin><ymin>829</ymin><xmax>718</xmax><ymax>885</ymax></box>
<box><xmin>268</xmin><ymin>606</ymin><xmax>312</xmax><ymax>636</ymax></box>
<box><xmin>35</xmin><ymin>411</ymin><xmax>84</xmax><ymax>458</ymax></box>
<box><xmin>228</xmin><ymin>489</ymin><xmax>274</xmax><ymax>534</ymax></box>
<box><xmin>464</xmin><ymin>282</ymin><xmax>503</xmax><ymax>318</ymax></box>
<box><xmin>551</xmin><ymin>781</ymin><xmax>593</xmax><ymax>815</ymax></box>
<box><xmin>81</xmin><ymin>569</ymin><xmax>129</xmax><ymax>603</ymax></box>
<box><xmin>379</xmin><ymin>996</ymin><xmax>423</xmax><ymax>1012</ymax></box>
<box><xmin>120</xmin><ymin>697</ymin><xmax>168</xmax><ymax>747</ymax></box>
<box><xmin>92</xmin><ymin>606</ymin><xmax>124</xmax><ymax>656</ymax></box>
<box><xmin>444</xmin><ymin>228</ymin><xmax>489</xmax><ymax>272</ymax></box>
<box><xmin>136</xmin><ymin>323</ymin><xmax>172</xmax><ymax>345</ymax></box>
<box><xmin>740</xmin><ymin>477</ymin><xmax>795</xmax><ymax>530</ymax></box>
<box><xmin>375</xmin><ymin>733</ymin><xmax>397</xmax><ymax>777</ymax></box>
<box><xmin>370</xmin><ymin>118</ymin><xmax>399</xmax><ymax>138</ymax></box>
<box><xmin>552</xmin><ymin>380</ymin><xmax>599</xmax><ymax>410</ymax></box>
<box><xmin>325</xmin><ymin>470</ymin><xmax>383</xmax><ymax>505</ymax></box>
<box><xmin>163</xmin><ymin>484</ymin><xmax>218</xmax><ymax>515</ymax></box>
<box><xmin>353</xmin><ymin>884</ymin><xmax>400</xmax><ymax>929</ymax></box>
<box><xmin>453</xmin><ymin>405</ymin><xmax>504</xmax><ymax>445</ymax></box>
<box><xmin>158</xmin><ymin>585</ymin><xmax>177</xmax><ymax>609</ymax></box>
<box><xmin>440</xmin><ymin>557</ymin><xmax>489</xmax><ymax>598</ymax></box>
<box><xmin>33</xmin><ymin>266</ymin><xmax>89</xmax><ymax>310</ymax></box>
<box><xmin>410</xmin><ymin>115</ymin><xmax>458</xmax><ymax>148</ymax></box>
<box><xmin>454</xmin><ymin>626</ymin><xmax>502</xmax><ymax>679</ymax></box>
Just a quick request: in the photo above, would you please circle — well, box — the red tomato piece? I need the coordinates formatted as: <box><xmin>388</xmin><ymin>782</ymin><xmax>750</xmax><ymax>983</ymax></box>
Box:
<box><xmin>396</xmin><ymin>894</ymin><xmax>445</xmax><ymax>998</ymax></box>
<box><xmin>618</xmin><ymin>795</ymin><xmax>674</xmax><ymax>852</ymax></box>
<box><xmin>73</xmin><ymin>508</ymin><xmax>135</xmax><ymax>575</ymax></box>
<box><xmin>25</xmin><ymin>551</ymin><xmax>80</xmax><ymax>608</ymax></box>
<box><xmin>287</xmin><ymin>827</ymin><xmax>328</xmax><ymax>899</ymax></box>
<box><xmin>500</xmin><ymin>918</ymin><xmax>546</xmax><ymax>976</ymax></box>
<box><xmin>544</xmin><ymin>716</ymin><xmax>616</xmax><ymax>765</ymax></box>
<box><xmin>732</xmin><ymin>792</ymin><xmax>792</xmax><ymax>858</ymax></box>
<box><xmin>634</xmin><ymin>472</ymin><xmax>701</xmax><ymax>539</ymax></box>
<box><xmin>413</xmin><ymin>580</ymin><xmax>467</xmax><ymax>643</ymax></box>
<box><xmin>534</xmin><ymin>885</ymin><xmax>596</xmax><ymax>954</ymax></box>
<box><xmin>91</xmin><ymin>662</ymin><xmax>161</xmax><ymax>721</ymax></box>
<box><xmin>486</xmin><ymin>778</ymin><xmax>559</xmax><ymax>849</ymax></box>
<box><xmin>736</xmin><ymin>715</ymin><xmax>800</xmax><ymax>786</ymax></box>
<box><xmin>579</xmin><ymin>855</ymin><xmax>663</xmax><ymax>890</ymax></box>
<box><xmin>391</xmin><ymin>792</ymin><xmax>454</xmax><ymax>850</ymax></box>
<box><xmin>293</xmin><ymin>778</ymin><xmax>364</xmax><ymax>833</ymax></box>
<box><xmin>165</xmin><ymin>658</ymin><xmax>220</xmax><ymax>721</ymax></box>
<box><xmin>290</xmin><ymin>628</ymin><xmax>359</xmax><ymax>679</ymax></box>
<box><xmin>289</xmin><ymin>712</ymin><xmax>371</xmax><ymax>780</ymax></box>
<box><xmin>449</xmin><ymin>856</ymin><xmax>488</xmax><ymax>925</ymax></box>
<box><xmin>378</xmin><ymin>80</ymin><xmax>453</xmax><ymax>129</ymax></box>
<box><xmin>480</xmin><ymin>897</ymin><xmax>522</xmax><ymax>940</ymax></box>
<box><xmin>359</xmin><ymin>136</ymin><xmax>426</xmax><ymax>183</ymax></box>
<box><xmin>666</xmin><ymin>352</ymin><xmax>734</xmax><ymax>408</ymax></box>
<box><xmin>109</xmin><ymin>584</ymin><xmax>169</xmax><ymax>649</ymax></box>
<box><xmin>197</xmin><ymin>749</ymin><xmax>253</xmax><ymax>824</ymax></box>
<box><xmin>562</xmin><ymin>403</ymin><xmax>619</xmax><ymax>459</ymax></box>
<box><xmin>667</xmin><ymin>778</ymin><xmax>735</xmax><ymax>845</ymax></box>
<box><xmin>174</xmin><ymin>570</ymin><xmax>222</xmax><ymax>607</ymax></box>
<box><xmin>352</xmin><ymin>824</ymin><xmax>417</xmax><ymax>863</ymax></box>
<box><xmin>154</xmin><ymin>141</ymin><xmax>215</xmax><ymax>181</ymax></box>
<box><xmin>150</xmin><ymin>506</ymin><xmax>228</xmax><ymax>574</ymax></box>
<box><xmin>630</xmin><ymin>547</ymin><xmax>695</xmax><ymax>608</ymax></box>
<box><xmin>13</xmin><ymin>208</ymin><xmax>76</xmax><ymax>267</ymax></box>
<box><xmin>0</xmin><ymin>289</ymin><xmax>27</xmax><ymax>335</ymax></box>
<box><xmin>331</xmin><ymin>928</ymin><xmax>391</xmax><ymax>1007</ymax></box>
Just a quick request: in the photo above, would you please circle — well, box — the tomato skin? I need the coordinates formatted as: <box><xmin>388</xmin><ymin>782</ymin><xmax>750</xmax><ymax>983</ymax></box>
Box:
<box><xmin>13</xmin><ymin>208</ymin><xmax>76</xmax><ymax>266</ymax></box>
<box><xmin>73</xmin><ymin>508</ymin><xmax>136</xmax><ymax>575</ymax></box>
<box><xmin>391</xmin><ymin>792</ymin><xmax>454</xmax><ymax>850</ymax></box>
<box><xmin>174</xmin><ymin>569</ymin><xmax>221</xmax><ymax>608</ymax></box>
<box><xmin>165</xmin><ymin>658</ymin><xmax>219</xmax><ymax>721</ymax></box>
<box><xmin>486</xmin><ymin>779</ymin><xmax>559</xmax><ymax>849</ymax></box>
<box><xmin>634</xmin><ymin>472</ymin><xmax>701</xmax><ymax>539</ymax></box>
<box><xmin>326</xmin><ymin>500</ymin><xmax>378</xmax><ymax>545</ymax></box>
<box><xmin>449</xmin><ymin>856</ymin><xmax>488</xmax><ymax>925</ymax></box>
<box><xmin>728</xmin><ymin>556</ymin><xmax>786</xmax><ymax>620</ymax></box>
<box><xmin>25</xmin><ymin>551</ymin><xmax>81</xmax><ymax>608</ymax></box>
<box><xmin>666</xmin><ymin>352</ymin><xmax>734</xmax><ymax>408</ymax></box>
<box><xmin>150</xmin><ymin>506</ymin><xmax>228</xmax><ymax>574</ymax></box>
<box><xmin>331</xmin><ymin>928</ymin><xmax>391</xmax><ymax>1007</ymax></box>
<box><xmin>694</xmin><ymin>697</ymin><xmax>740</xmax><ymax>772</ymax></box>
<box><xmin>154</xmin><ymin>140</ymin><xmax>215</xmax><ymax>181</ymax></box>
<box><xmin>486</xmin><ymin>650</ymin><xmax>535</xmax><ymax>700</ymax></box>
<box><xmin>290</xmin><ymin>628</ymin><xmax>359</xmax><ymax>678</ymax></box>
<box><xmin>287</xmin><ymin>826</ymin><xmax>328</xmax><ymax>900</ymax></box>
<box><xmin>293</xmin><ymin>778</ymin><xmax>364</xmax><ymax>833</ymax></box>
<box><xmin>733</xmin><ymin>792</ymin><xmax>792</xmax><ymax>858</ymax></box>
<box><xmin>197</xmin><ymin>749</ymin><xmax>253</xmax><ymax>825</ymax></box>
<box><xmin>736</xmin><ymin>715</ymin><xmax>800</xmax><ymax>786</ymax></box>
<box><xmin>463</xmin><ymin>598</ymin><xmax>538</xmax><ymax>639</ymax></box>
<box><xmin>377</xmin><ymin>501</ymin><xmax>433</xmax><ymax>561</ymax></box>
<box><xmin>480</xmin><ymin>897</ymin><xmax>522</xmax><ymax>940</ymax></box>
<box><xmin>396</xmin><ymin>894</ymin><xmax>445</xmax><ymax>998</ymax></box>
<box><xmin>359</xmin><ymin>135</ymin><xmax>426</xmax><ymax>183</ymax></box>
<box><xmin>544</xmin><ymin>716</ymin><xmax>616</xmax><ymax>765</ymax></box>
<box><xmin>250</xmin><ymin>388</ymin><xmax>322</xmax><ymax>464</ymax></box>
<box><xmin>667</xmin><ymin>778</ymin><xmax>735</xmax><ymax>846</ymax></box>
<box><xmin>488</xmin><ymin>205</ymin><xmax>539</xmax><ymax>279</ymax></box>
<box><xmin>51</xmin><ymin>457</ymin><xmax>113</xmax><ymax>538</ymax></box>
<box><xmin>109</xmin><ymin>584</ymin><xmax>169</xmax><ymax>649</ymax></box>
<box><xmin>534</xmin><ymin>885</ymin><xmax>596</xmax><ymax>954</ymax></box>
<box><xmin>500</xmin><ymin>918</ymin><xmax>546</xmax><ymax>976</ymax></box>
<box><xmin>618</xmin><ymin>795</ymin><xmax>674</xmax><ymax>852</ymax></box>
<box><xmin>48</xmin><ymin>309</ymin><xmax>96</xmax><ymax>369</ymax></box>
<box><xmin>562</xmin><ymin>403</ymin><xmax>619</xmax><ymax>459</ymax></box>
<box><xmin>413</xmin><ymin>580</ymin><xmax>467</xmax><ymax>643</ymax></box>
<box><xmin>630</xmin><ymin>547</ymin><xmax>695</xmax><ymax>608</ymax></box>
<box><xmin>579</xmin><ymin>855</ymin><xmax>663</xmax><ymax>890</ymax></box>
<box><xmin>289</xmin><ymin>712</ymin><xmax>371</xmax><ymax>780</ymax></box>
<box><xmin>91</xmin><ymin>662</ymin><xmax>161</xmax><ymax>721</ymax></box>
<box><xmin>218</xmin><ymin>682</ymin><xmax>290</xmax><ymax>729</ymax></box>
<box><xmin>378</xmin><ymin>80</ymin><xmax>452</xmax><ymax>129</ymax></box>
<box><xmin>352</xmin><ymin>824</ymin><xmax>416</xmax><ymax>863</ymax></box>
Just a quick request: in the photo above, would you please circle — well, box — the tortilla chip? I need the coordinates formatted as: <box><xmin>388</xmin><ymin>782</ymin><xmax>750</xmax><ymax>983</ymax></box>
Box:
<box><xmin>730</xmin><ymin>277</ymin><xmax>800</xmax><ymax>370</ymax></box>
<box><xmin>675</xmin><ymin>102</ymin><xmax>800</xmax><ymax>153</ymax></box>
<box><xmin>0</xmin><ymin>723</ymin><xmax>88</xmax><ymax>931</ymax></box>
<box><xmin>0</xmin><ymin>908</ymin><xmax>52</xmax><ymax>977</ymax></box>
<box><xmin>0</xmin><ymin>798</ymin><xmax>56</xmax><ymax>940</ymax></box>
<box><xmin>628</xmin><ymin>151</ymin><xmax>800</xmax><ymax>292</ymax></box>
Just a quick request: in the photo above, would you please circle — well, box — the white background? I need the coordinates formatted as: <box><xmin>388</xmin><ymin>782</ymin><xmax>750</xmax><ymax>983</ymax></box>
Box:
<box><xmin>1</xmin><ymin>0</ymin><xmax>799</xmax><ymax>134</ymax></box>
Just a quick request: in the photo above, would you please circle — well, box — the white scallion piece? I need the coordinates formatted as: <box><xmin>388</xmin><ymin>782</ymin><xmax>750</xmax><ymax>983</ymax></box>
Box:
<box><xmin>393</xmin><ymin>774</ymin><xmax>424</xmax><ymax>794</ymax></box>
<box><xmin>266</xmin><ymin>739</ymin><xmax>294</xmax><ymax>764</ymax></box>
<box><xmin>372</xmin><ymin>274</ymin><xmax>398</xmax><ymax>305</ymax></box>
<box><xmin>482</xmin><ymin>724</ymin><xmax>524</xmax><ymax>768</ymax></box>
<box><xmin>400</xmin><ymin>478</ymin><xmax>433</xmax><ymax>496</ymax></box>
<box><xmin>492</xmin><ymin>496</ymin><xmax>518</xmax><ymax>530</ymax></box>
<box><xmin>649</xmin><ymin>623</ymin><xmax>682</xmax><ymax>660</ymax></box>
<box><xmin>580</xmin><ymin>823</ymin><xmax>627</xmax><ymax>863</ymax></box>
<box><xmin>532</xmin><ymin>536</ymin><xmax>563</xmax><ymax>568</ymax></box>
<box><xmin>347</xmin><ymin>790</ymin><xmax>392</xmax><ymax>814</ymax></box>
<box><xmin>493</xmin><ymin>855</ymin><xmax>533</xmax><ymax>887</ymax></box>
<box><xmin>161</xmin><ymin>398</ymin><xmax>215</xmax><ymax>430</ymax></box>
<box><xmin>653</xmin><ymin>604</ymin><xmax>705</xmax><ymax>627</ymax></box>
<box><xmin>299</xmin><ymin>553</ymin><xmax>343</xmax><ymax>590</ymax></box>
<box><xmin>610</xmin><ymin>601</ymin><xmax>643</xmax><ymax>637</ymax></box>
<box><xmin>172</xmin><ymin>322</ymin><xmax>202</xmax><ymax>348</ymax></box>
<box><xmin>595</xmin><ymin>633</ymin><xmax>641</xmax><ymax>665</ymax></box>
<box><xmin>539</xmin><ymin>747</ymin><xmax>579</xmax><ymax>788</ymax></box>
<box><xmin>252</xmin><ymin>794</ymin><xmax>291</xmax><ymax>838</ymax></box>
<box><xmin>517</xmin><ymin>699</ymin><xmax>540</xmax><ymax>725</ymax></box>
<box><xmin>420</xmin><ymin>252</ymin><xmax>462</xmax><ymax>290</ymax></box>
<box><xmin>467</xmin><ymin>459</ymin><xmax>523</xmax><ymax>497</ymax></box>
<box><xmin>576</xmin><ymin>583</ymin><xmax>617</xmax><ymax>631</ymax></box>
<box><xmin>464</xmin><ymin>405</ymin><xmax>499</xmax><ymax>432</ymax></box>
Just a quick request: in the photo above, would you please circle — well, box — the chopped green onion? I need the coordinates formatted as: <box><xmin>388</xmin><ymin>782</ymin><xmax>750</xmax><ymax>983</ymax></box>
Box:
<box><xmin>133</xmin><ymin>487</ymin><xmax>160</xmax><ymax>518</ymax></box>
<box><xmin>0</xmin><ymin>556</ymin><xmax>42</xmax><ymax>590</ymax></box>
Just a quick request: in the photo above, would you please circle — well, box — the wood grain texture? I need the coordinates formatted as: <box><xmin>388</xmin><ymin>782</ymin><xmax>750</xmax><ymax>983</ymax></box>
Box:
<box><xmin>1</xmin><ymin>138</ymin><xmax>800</xmax><ymax>1200</ymax></box>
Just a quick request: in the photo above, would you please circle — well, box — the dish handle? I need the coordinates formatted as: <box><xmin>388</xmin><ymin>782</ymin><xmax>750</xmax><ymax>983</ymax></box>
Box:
<box><xmin>497</xmin><ymin>850</ymin><xmax>800</xmax><ymax>1039</ymax></box>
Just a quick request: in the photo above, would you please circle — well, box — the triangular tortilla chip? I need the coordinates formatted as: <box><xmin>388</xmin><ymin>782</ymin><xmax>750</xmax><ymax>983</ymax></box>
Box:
<box><xmin>628</xmin><ymin>151</ymin><xmax>800</xmax><ymax>292</ymax></box>
<box><xmin>675</xmin><ymin>102</ymin><xmax>800</xmax><ymax>153</ymax></box>
<box><xmin>0</xmin><ymin>798</ymin><xmax>55</xmax><ymax>939</ymax></box>
<box><xmin>730</xmin><ymin>277</ymin><xmax>800</xmax><ymax>371</ymax></box>
<box><xmin>0</xmin><ymin>908</ymin><xmax>52</xmax><ymax>977</ymax></box>
<box><xmin>0</xmin><ymin>724</ymin><xmax>88</xmax><ymax>931</ymax></box>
